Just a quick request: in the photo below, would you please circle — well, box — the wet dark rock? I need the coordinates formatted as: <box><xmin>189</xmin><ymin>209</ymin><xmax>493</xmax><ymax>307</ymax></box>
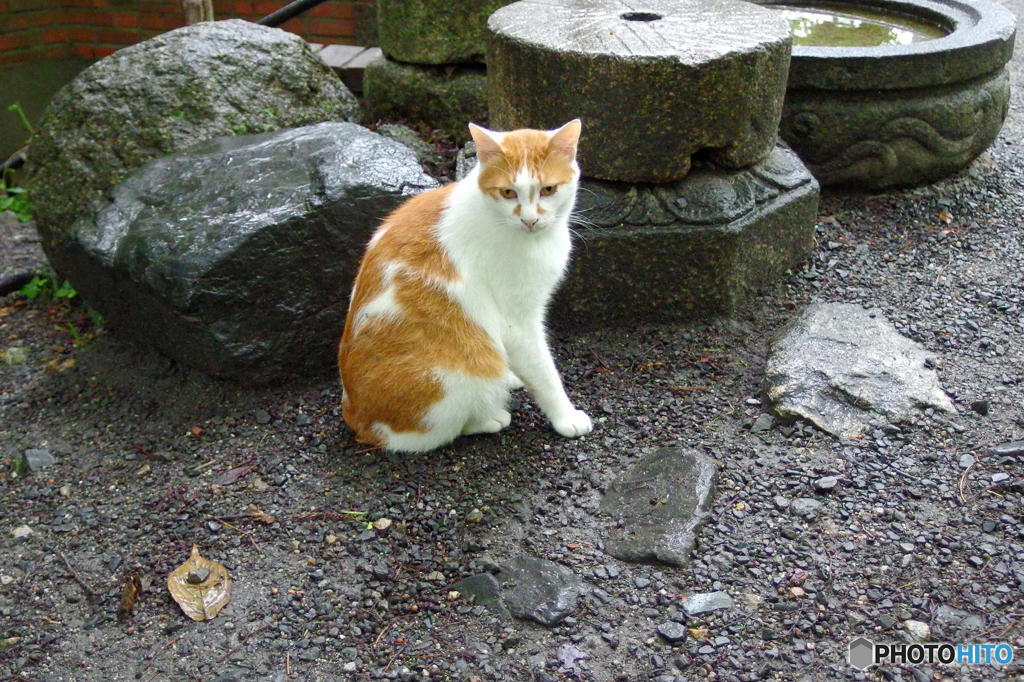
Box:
<box><xmin>494</xmin><ymin>556</ymin><xmax>581</xmax><ymax>627</ymax></box>
<box><xmin>451</xmin><ymin>573</ymin><xmax>510</xmax><ymax>621</ymax></box>
<box><xmin>683</xmin><ymin>591</ymin><xmax>734</xmax><ymax>616</ymax></box>
<box><xmin>23</xmin><ymin>448</ymin><xmax>55</xmax><ymax>472</ymax></box>
<box><xmin>600</xmin><ymin>447</ymin><xmax>717</xmax><ymax>566</ymax></box>
<box><xmin>970</xmin><ymin>400</ymin><xmax>990</xmax><ymax>415</ymax></box>
<box><xmin>27</xmin><ymin>20</ymin><xmax>358</xmax><ymax>250</ymax></box>
<box><xmin>55</xmin><ymin>122</ymin><xmax>436</xmax><ymax>383</ymax></box>
<box><xmin>934</xmin><ymin>605</ymin><xmax>985</xmax><ymax>636</ymax></box>
<box><xmin>766</xmin><ymin>303</ymin><xmax>956</xmax><ymax>438</ymax></box>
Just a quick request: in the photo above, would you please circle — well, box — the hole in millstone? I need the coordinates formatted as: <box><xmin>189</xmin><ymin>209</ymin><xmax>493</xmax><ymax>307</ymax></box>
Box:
<box><xmin>621</xmin><ymin>11</ymin><xmax>663</xmax><ymax>21</ymax></box>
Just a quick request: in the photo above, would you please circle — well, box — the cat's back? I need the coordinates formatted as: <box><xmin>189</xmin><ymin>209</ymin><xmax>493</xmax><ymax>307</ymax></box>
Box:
<box><xmin>338</xmin><ymin>182</ymin><xmax>505</xmax><ymax>447</ymax></box>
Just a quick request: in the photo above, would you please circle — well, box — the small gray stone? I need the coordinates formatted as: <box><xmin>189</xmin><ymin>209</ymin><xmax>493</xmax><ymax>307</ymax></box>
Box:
<box><xmin>11</xmin><ymin>525</ymin><xmax>33</xmax><ymax>539</ymax></box>
<box><xmin>751</xmin><ymin>413</ymin><xmax>775</xmax><ymax>432</ymax></box>
<box><xmin>683</xmin><ymin>591</ymin><xmax>734</xmax><ymax>616</ymax></box>
<box><xmin>990</xmin><ymin>472</ymin><xmax>1010</xmax><ymax>484</ymax></box>
<box><xmin>958</xmin><ymin>454</ymin><xmax>976</xmax><ymax>468</ymax></box>
<box><xmin>813</xmin><ymin>476</ymin><xmax>839</xmax><ymax>492</ymax></box>
<box><xmin>992</xmin><ymin>440</ymin><xmax>1024</xmax><ymax>457</ymax></box>
<box><xmin>657</xmin><ymin>622</ymin><xmax>687</xmax><ymax>643</ymax></box>
<box><xmin>903</xmin><ymin>619</ymin><xmax>930</xmax><ymax>641</ymax></box>
<box><xmin>254</xmin><ymin>410</ymin><xmax>271</xmax><ymax>425</ymax></box>
<box><xmin>789</xmin><ymin>498</ymin><xmax>824</xmax><ymax>520</ymax></box>
<box><xmin>23</xmin><ymin>448</ymin><xmax>55</xmax><ymax>472</ymax></box>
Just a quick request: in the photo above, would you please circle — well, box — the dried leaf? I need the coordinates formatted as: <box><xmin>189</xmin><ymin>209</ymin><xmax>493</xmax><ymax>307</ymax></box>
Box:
<box><xmin>688</xmin><ymin>627</ymin><xmax>709</xmax><ymax>641</ymax></box>
<box><xmin>938</xmin><ymin>210</ymin><xmax>953</xmax><ymax>224</ymax></box>
<box><xmin>117</xmin><ymin>571</ymin><xmax>143</xmax><ymax>622</ymax></box>
<box><xmin>246</xmin><ymin>504</ymin><xmax>276</xmax><ymax>525</ymax></box>
<box><xmin>214</xmin><ymin>464</ymin><xmax>254</xmax><ymax>486</ymax></box>
<box><xmin>44</xmin><ymin>357</ymin><xmax>76</xmax><ymax>372</ymax></box>
<box><xmin>167</xmin><ymin>545</ymin><xmax>232</xmax><ymax>621</ymax></box>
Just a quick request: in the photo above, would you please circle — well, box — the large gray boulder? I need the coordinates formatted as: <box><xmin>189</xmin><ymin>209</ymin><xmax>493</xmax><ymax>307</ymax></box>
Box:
<box><xmin>59</xmin><ymin>122</ymin><xmax>438</xmax><ymax>383</ymax></box>
<box><xmin>766</xmin><ymin>303</ymin><xmax>955</xmax><ymax>438</ymax></box>
<box><xmin>27</xmin><ymin>20</ymin><xmax>359</xmax><ymax>258</ymax></box>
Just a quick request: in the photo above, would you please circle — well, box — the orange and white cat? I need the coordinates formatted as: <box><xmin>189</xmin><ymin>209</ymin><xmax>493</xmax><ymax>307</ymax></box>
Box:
<box><xmin>338</xmin><ymin>119</ymin><xmax>592</xmax><ymax>452</ymax></box>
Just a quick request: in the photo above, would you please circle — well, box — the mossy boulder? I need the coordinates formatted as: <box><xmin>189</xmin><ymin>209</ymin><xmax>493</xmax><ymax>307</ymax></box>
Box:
<box><xmin>487</xmin><ymin>0</ymin><xmax>792</xmax><ymax>182</ymax></box>
<box><xmin>377</xmin><ymin>0</ymin><xmax>508</xmax><ymax>64</ymax></box>
<box><xmin>363</xmin><ymin>56</ymin><xmax>488</xmax><ymax>142</ymax></box>
<box><xmin>26</xmin><ymin>20</ymin><xmax>359</xmax><ymax>261</ymax></box>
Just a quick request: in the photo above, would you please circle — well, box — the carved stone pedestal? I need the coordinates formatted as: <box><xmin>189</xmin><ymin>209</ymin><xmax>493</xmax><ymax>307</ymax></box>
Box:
<box><xmin>458</xmin><ymin>144</ymin><xmax>819</xmax><ymax>326</ymax></box>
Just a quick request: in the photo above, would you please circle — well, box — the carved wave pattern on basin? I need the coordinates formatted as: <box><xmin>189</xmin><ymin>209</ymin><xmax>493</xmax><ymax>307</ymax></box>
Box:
<box><xmin>775</xmin><ymin>4</ymin><xmax>948</xmax><ymax>46</ymax></box>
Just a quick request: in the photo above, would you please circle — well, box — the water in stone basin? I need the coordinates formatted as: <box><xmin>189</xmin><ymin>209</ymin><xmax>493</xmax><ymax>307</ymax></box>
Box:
<box><xmin>774</xmin><ymin>4</ymin><xmax>947</xmax><ymax>46</ymax></box>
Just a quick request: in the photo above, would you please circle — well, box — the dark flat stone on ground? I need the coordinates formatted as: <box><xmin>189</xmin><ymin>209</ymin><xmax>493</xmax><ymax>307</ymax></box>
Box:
<box><xmin>494</xmin><ymin>556</ymin><xmax>581</xmax><ymax>627</ymax></box>
<box><xmin>600</xmin><ymin>447</ymin><xmax>717</xmax><ymax>566</ymax></box>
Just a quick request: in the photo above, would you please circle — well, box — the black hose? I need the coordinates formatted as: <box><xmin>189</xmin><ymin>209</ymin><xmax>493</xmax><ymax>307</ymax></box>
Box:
<box><xmin>257</xmin><ymin>0</ymin><xmax>331</xmax><ymax>27</ymax></box>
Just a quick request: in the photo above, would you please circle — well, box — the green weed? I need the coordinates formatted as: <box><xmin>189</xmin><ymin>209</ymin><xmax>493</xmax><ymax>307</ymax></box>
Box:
<box><xmin>20</xmin><ymin>275</ymin><xmax>77</xmax><ymax>301</ymax></box>
<box><xmin>0</xmin><ymin>179</ymin><xmax>31</xmax><ymax>223</ymax></box>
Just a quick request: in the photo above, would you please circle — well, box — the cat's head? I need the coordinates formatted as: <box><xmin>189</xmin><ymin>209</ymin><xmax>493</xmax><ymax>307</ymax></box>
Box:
<box><xmin>468</xmin><ymin>119</ymin><xmax>581</xmax><ymax>235</ymax></box>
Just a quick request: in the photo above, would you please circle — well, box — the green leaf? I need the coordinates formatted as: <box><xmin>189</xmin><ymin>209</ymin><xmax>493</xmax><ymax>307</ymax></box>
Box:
<box><xmin>20</xmin><ymin>276</ymin><xmax>47</xmax><ymax>300</ymax></box>
<box><xmin>54</xmin><ymin>280</ymin><xmax>78</xmax><ymax>299</ymax></box>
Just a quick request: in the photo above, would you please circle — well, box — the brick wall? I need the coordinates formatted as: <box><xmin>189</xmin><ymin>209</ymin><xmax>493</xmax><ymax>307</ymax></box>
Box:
<box><xmin>0</xmin><ymin>0</ymin><xmax>373</xmax><ymax>65</ymax></box>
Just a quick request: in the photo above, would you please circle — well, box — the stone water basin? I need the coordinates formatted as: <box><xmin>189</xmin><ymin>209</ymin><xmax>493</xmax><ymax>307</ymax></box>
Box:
<box><xmin>755</xmin><ymin>0</ymin><xmax>1017</xmax><ymax>188</ymax></box>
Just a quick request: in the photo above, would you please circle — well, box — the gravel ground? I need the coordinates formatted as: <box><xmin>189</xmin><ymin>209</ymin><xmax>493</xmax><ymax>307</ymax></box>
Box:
<box><xmin>3</xmin><ymin>4</ymin><xmax>1023</xmax><ymax>679</ymax></box>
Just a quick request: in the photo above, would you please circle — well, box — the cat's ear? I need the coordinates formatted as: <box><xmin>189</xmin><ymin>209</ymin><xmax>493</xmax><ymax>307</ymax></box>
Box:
<box><xmin>469</xmin><ymin>123</ymin><xmax>503</xmax><ymax>165</ymax></box>
<box><xmin>548</xmin><ymin>119</ymin><xmax>582</xmax><ymax>160</ymax></box>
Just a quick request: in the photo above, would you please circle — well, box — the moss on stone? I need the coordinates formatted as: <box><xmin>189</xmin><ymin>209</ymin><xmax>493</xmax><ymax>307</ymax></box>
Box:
<box><xmin>25</xmin><ymin>20</ymin><xmax>358</xmax><ymax>256</ymax></box>
<box><xmin>363</xmin><ymin>56</ymin><xmax>488</xmax><ymax>142</ymax></box>
<box><xmin>377</xmin><ymin>0</ymin><xmax>508</xmax><ymax>65</ymax></box>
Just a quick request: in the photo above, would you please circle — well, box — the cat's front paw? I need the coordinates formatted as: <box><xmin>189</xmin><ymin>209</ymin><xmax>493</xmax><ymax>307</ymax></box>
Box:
<box><xmin>552</xmin><ymin>409</ymin><xmax>593</xmax><ymax>438</ymax></box>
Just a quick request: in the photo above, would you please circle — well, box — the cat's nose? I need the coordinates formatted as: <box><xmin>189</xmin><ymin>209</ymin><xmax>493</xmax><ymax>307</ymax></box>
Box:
<box><xmin>521</xmin><ymin>218</ymin><xmax>538</xmax><ymax>230</ymax></box>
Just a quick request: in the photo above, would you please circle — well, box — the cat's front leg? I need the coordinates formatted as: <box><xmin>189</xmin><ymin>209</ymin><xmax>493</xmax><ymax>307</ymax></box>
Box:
<box><xmin>505</xmin><ymin>325</ymin><xmax>592</xmax><ymax>439</ymax></box>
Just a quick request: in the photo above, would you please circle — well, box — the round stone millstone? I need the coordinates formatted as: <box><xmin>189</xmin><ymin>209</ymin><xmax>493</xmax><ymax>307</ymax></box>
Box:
<box><xmin>487</xmin><ymin>0</ymin><xmax>792</xmax><ymax>182</ymax></box>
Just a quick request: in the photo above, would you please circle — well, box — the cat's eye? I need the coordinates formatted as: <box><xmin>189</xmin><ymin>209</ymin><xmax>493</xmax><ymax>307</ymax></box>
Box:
<box><xmin>540</xmin><ymin>185</ymin><xmax>558</xmax><ymax>197</ymax></box>
<box><xmin>499</xmin><ymin>188</ymin><xmax>517</xmax><ymax>199</ymax></box>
